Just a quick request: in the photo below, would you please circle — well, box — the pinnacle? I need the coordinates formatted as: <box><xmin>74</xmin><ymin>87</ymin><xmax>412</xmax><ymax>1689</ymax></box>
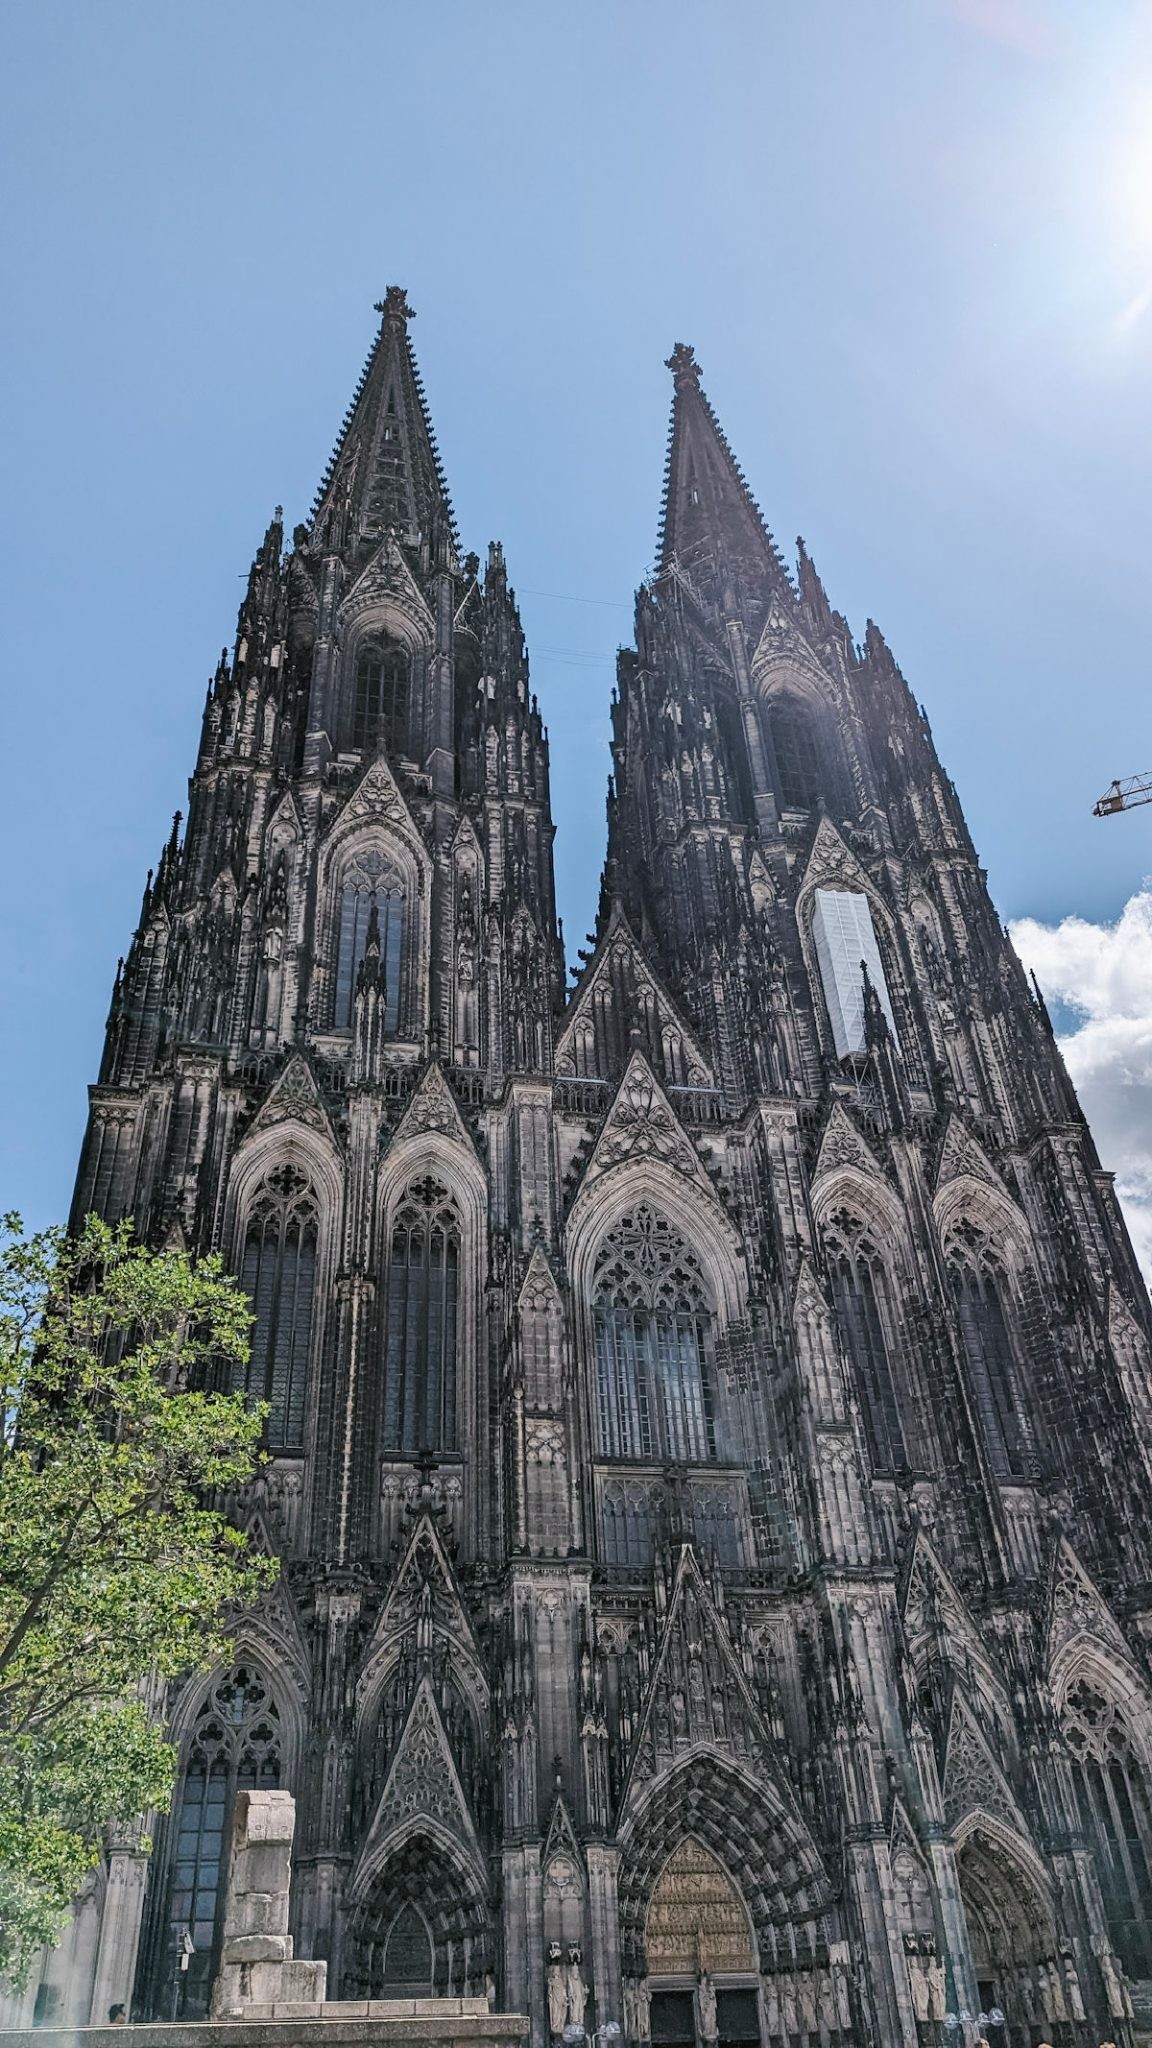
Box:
<box><xmin>373</xmin><ymin>284</ymin><xmax>415</xmax><ymax>324</ymax></box>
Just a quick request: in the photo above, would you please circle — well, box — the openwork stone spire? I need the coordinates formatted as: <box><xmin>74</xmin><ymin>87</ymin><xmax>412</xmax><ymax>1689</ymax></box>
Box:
<box><xmin>310</xmin><ymin>286</ymin><xmax>458</xmax><ymax>561</ymax></box>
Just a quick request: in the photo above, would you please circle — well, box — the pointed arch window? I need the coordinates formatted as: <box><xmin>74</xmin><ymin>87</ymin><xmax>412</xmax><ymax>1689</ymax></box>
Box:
<box><xmin>240</xmin><ymin>1164</ymin><xmax>318</xmax><ymax>1451</ymax></box>
<box><xmin>823</xmin><ymin>1208</ymin><xmax>907</xmax><ymax>1476</ymax></box>
<box><xmin>335</xmin><ymin>846</ymin><xmax>405</xmax><ymax>1034</ymax></box>
<box><xmin>158</xmin><ymin>1667</ymin><xmax>281</xmax><ymax>2020</ymax></box>
<box><xmin>1063</xmin><ymin>1678</ymin><xmax>1152</xmax><ymax>1977</ymax></box>
<box><xmin>592</xmin><ymin>1205</ymin><xmax>716</xmax><ymax>1463</ymax></box>
<box><xmin>383</xmin><ymin>1178</ymin><xmax>460</xmax><ymax>1454</ymax></box>
<box><xmin>353</xmin><ymin>640</ymin><xmax>409</xmax><ymax>756</ymax></box>
<box><xmin>766</xmin><ymin>694</ymin><xmax>823</xmax><ymax>811</ymax></box>
<box><xmin>947</xmin><ymin>1233</ymin><xmax>1031</xmax><ymax>1481</ymax></box>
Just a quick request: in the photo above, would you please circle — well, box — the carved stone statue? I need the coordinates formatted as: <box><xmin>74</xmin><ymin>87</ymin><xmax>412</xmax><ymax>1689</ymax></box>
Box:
<box><xmin>924</xmin><ymin>1952</ymin><xmax>946</xmax><ymax>2022</ymax></box>
<box><xmin>547</xmin><ymin>1941</ymin><xmax>567</xmax><ymax>2035</ymax></box>
<box><xmin>695</xmin><ymin>1971</ymin><xmax>717</xmax><ymax>2041</ymax></box>
<box><xmin>565</xmin><ymin>1943</ymin><xmax>588</xmax><ymax>2030</ymax></box>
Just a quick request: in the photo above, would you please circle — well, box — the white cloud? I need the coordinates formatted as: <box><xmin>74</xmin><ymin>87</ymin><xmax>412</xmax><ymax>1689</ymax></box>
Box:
<box><xmin>1010</xmin><ymin>888</ymin><xmax>1152</xmax><ymax>1284</ymax></box>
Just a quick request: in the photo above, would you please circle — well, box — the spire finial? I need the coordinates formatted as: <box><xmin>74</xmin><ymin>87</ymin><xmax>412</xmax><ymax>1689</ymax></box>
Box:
<box><xmin>665</xmin><ymin>342</ymin><xmax>701</xmax><ymax>391</ymax></box>
<box><xmin>374</xmin><ymin>285</ymin><xmax>415</xmax><ymax>324</ymax></box>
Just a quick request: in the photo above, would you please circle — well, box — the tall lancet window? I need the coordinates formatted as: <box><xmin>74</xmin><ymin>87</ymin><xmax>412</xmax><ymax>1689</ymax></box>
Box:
<box><xmin>353</xmin><ymin>640</ymin><xmax>410</xmax><ymax>755</ymax></box>
<box><xmin>947</xmin><ymin>1226</ymin><xmax>1031</xmax><ymax>1481</ymax></box>
<box><xmin>823</xmin><ymin>1207</ymin><xmax>907</xmax><ymax>1476</ymax></box>
<box><xmin>767</xmin><ymin>694</ymin><xmax>823</xmax><ymax>810</ymax></box>
<box><xmin>1062</xmin><ymin>1678</ymin><xmax>1152</xmax><ymax>1978</ymax></box>
<box><xmin>592</xmin><ymin>1205</ymin><xmax>716</xmax><ymax>1463</ymax></box>
<box><xmin>160</xmin><ymin>1667</ymin><xmax>281</xmax><ymax>2019</ymax></box>
<box><xmin>240</xmin><ymin>1164</ymin><xmax>318</xmax><ymax>1451</ymax></box>
<box><xmin>382</xmin><ymin>1178</ymin><xmax>460</xmax><ymax>1455</ymax></box>
<box><xmin>335</xmin><ymin>847</ymin><xmax>405</xmax><ymax>1034</ymax></box>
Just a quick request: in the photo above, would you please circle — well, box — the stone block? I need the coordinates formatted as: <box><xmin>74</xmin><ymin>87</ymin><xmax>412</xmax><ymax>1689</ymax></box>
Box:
<box><xmin>271</xmin><ymin>2001</ymin><xmax>326</xmax><ymax>2018</ymax></box>
<box><xmin>219</xmin><ymin>1933</ymin><xmax>290</xmax><ymax>1964</ymax></box>
<box><xmin>319</xmin><ymin>2001</ymin><xmax>369</xmax><ymax>2017</ymax></box>
<box><xmin>243</xmin><ymin>1961</ymin><xmax>293</xmax><ymax>2005</ymax></box>
<box><xmin>282</xmin><ymin>1959</ymin><xmax>327</xmax><ymax>2002</ymax></box>
<box><xmin>230</xmin><ymin>1890</ymin><xmax>291</xmax><ymax>1938</ymax></box>
<box><xmin>369</xmin><ymin>1997</ymin><xmax>418</xmax><ymax>2015</ymax></box>
<box><xmin>234</xmin><ymin>1844</ymin><xmax>292</xmax><ymax>1894</ymax></box>
<box><xmin>236</xmin><ymin>1789</ymin><xmax>296</xmax><ymax>1844</ymax></box>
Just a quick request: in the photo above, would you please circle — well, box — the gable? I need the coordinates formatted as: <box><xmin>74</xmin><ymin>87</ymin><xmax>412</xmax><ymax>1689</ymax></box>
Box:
<box><xmin>1045</xmin><ymin>1536</ymin><xmax>1131</xmax><ymax>1673</ymax></box>
<box><xmin>322</xmin><ymin>751</ymin><xmax>429</xmax><ymax>868</ymax></box>
<box><xmin>797</xmin><ymin>816</ymin><xmax>878</xmax><ymax>905</ymax></box>
<box><xmin>942</xmin><ymin>1695</ymin><xmax>1025</xmax><ymax>1836</ymax></box>
<box><xmin>341</xmin><ymin>530</ymin><xmax>435</xmax><ymax>634</ymax></box>
<box><xmin>573</xmin><ymin>1051</ymin><xmax>718</xmax><ymax>1205</ymax></box>
<box><xmin>934</xmin><ymin>1115</ymin><xmax>1006</xmax><ymax>1198</ymax></box>
<box><xmin>618</xmin><ymin>1546</ymin><xmax>781</xmax><ymax>1824</ymax></box>
<box><xmin>360</xmin><ymin>1674</ymin><xmax>482</xmax><ymax>1864</ymax></box>
<box><xmin>811</xmin><ymin>1102</ymin><xmax>886</xmax><ymax>1189</ymax></box>
<box><xmin>387</xmin><ymin>1060</ymin><xmax>478</xmax><ymax>1159</ymax></box>
<box><xmin>246</xmin><ymin>1054</ymin><xmax>338</xmax><ymax>1148</ymax></box>
<box><xmin>556</xmin><ymin>908</ymin><xmax>713</xmax><ymax>1088</ymax></box>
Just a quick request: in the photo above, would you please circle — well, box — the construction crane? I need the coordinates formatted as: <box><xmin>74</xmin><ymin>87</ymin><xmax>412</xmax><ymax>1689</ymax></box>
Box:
<box><xmin>1093</xmin><ymin>772</ymin><xmax>1152</xmax><ymax>817</ymax></box>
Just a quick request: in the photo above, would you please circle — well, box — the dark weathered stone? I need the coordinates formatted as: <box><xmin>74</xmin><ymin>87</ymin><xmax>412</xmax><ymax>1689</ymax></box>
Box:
<box><xmin>12</xmin><ymin>297</ymin><xmax>1152</xmax><ymax>2048</ymax></box>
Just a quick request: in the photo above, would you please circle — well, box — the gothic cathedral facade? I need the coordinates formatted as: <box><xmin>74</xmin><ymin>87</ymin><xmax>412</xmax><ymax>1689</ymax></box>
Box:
<box><xmin>25</xmin><ymin>292</ymin><xmax>1152</xmax><ymax>2044</ymax></box>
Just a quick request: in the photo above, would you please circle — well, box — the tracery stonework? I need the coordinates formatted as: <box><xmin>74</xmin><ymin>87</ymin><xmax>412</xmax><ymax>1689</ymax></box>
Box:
<box><xmin>28</xmin><ymin>293</ymin><xmax>1152</xmax><ymax>2048</ymax></box>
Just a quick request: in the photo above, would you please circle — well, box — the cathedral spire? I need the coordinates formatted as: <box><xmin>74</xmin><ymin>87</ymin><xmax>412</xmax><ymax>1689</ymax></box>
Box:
<box><xmin>656</xmin><ymin>342</ymin><xmax>788</xmax><ymax>590</ymax></box>
<box><xmin>310</xmin><ymin>287</ymin><xmax>458</xmax><ymax>567</ymax></box>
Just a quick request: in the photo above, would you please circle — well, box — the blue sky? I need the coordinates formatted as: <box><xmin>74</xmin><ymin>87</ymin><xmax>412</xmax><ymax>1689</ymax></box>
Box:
<box><xmin>4</xmin><ymin>0</ymin><xmax>1152</xmax><ymax>1242</ymax></box>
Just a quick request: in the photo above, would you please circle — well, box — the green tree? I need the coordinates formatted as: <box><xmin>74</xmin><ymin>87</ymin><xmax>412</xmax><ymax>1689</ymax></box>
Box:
<box><xmin>0</xmin><ymin>1212</ymin><xmax>276</xmax><ymax>1987</ymax></box>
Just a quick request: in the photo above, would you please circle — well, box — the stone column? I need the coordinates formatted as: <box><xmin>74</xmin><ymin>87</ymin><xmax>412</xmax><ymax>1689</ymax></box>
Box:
<box><xmin>88</xmin><ymin>1838</ymin><xmax>151</xmax><ymax>2023</ymax></box>
<box><xmin>212</xmin><ymin>1789</ymin><xmax>327</xmax><ymax>2018</ymax></box>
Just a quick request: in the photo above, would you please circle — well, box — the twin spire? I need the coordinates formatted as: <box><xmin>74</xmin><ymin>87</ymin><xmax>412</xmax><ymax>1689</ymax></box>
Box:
<box><xmin>310</xmin><ymin>286</ymin><xmax>458</xmax><ymax>564</ymax></box>
<box><xmin>657</xmin><ymin>340</ymin><xmax>788</xmax><ymax>588</ymax></box>
<box><xmin>310</xmin><ymin>294</ymin><xmax>785</xmax><ymax>595</ymax></box>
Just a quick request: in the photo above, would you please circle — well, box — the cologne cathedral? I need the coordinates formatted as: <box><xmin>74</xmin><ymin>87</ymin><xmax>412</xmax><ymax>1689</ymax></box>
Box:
<box><xmin>21</xmin><ymin>291</ymin><xmax>1152</xmax><ymax>2046</ymax></box>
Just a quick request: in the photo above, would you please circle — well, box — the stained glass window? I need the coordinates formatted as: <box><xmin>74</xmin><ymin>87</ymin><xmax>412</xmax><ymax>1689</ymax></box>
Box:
<box><xmin>163</xmin><ymin>1669</ymin><xmax>281</xmax><ymax>2020</ymax></box>
<box><xmin>335</xmin><ymin>847</ymin><xmax>405</xmax><ymax>1034</ymax></box>
<box><xmin>241</xmin><ymin>1164</ymin><xmax>318</xmax><ymax>1451</ymax></box>
<box><xmin>592</xmin><ymin>1206</ymin><xmax>716</xmax><ymax>1465</ymax></box>
<box><xmin>382</xmin><ymin>1178</ymin><xmax>460</xmax><ymax>1455</ymax></box>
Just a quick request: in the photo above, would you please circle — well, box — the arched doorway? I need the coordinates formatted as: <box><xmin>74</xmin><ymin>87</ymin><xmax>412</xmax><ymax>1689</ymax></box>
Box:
<box><xmin>345</xmin><ymin>1834</ymin><xmax>490</xmax><ymax>2000</ymax></box>
<box><xmin>955</xmin><ymin>1824</ymin><xmax>1060</xmax><ymax>2047</ymax></box>
<box><xmin>643</xmin><ymin>1839</ymin><xmax>759</xmax><ymax>2048</ymax></box>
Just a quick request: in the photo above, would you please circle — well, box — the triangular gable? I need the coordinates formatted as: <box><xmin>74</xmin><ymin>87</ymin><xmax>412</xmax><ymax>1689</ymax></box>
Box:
<box><xmin>387</xmin><ymin>1060</ymin><xmax>478</xmax><ymax>1158</ymax></box>
<box><xmin>934</xmin><ymin>1115</ymin><xmax>1005</xmax><ymax>1198</ymax></box>
<box><xmin>575</xmin><ymin>1051</ymin><xmax>717</xmax><ymax>1202</ymax></box>
<box><xmin>360</xmin><ymin>1509</ymin><xmax>484</xmax><ymax>1687</ymax></box>
<box><xmin>618</xmin><ymin>1546</ymin><xmax>785</xmax><ymax>1825</ymax></box>
<box><xmin>518</xmin><ymin>1243</ymin><xmax>564</xmax><ymax>1317</ymax></box>
<box><xmin>556</xmin><ymin>905</ymin><xmax>713</xmax><ymax>1087</ymax></box>
<box><xmin>450</xmin><ymin>812</ymin><xmax>482</xmax><ymax>861</ymax></box>
<box><xmin>899</xmin><ymin>1530</ymin><xmax>1002</xmax><ymax>1700</ymax></box>
<box><xmin>324</xmin><ymin>750</ymin><xmax>429</xmax><ymax>860</ymax></box>
<box><xmin>341</xmin><ymin>530</ymin><xmax>436</xmax><ymax>633</ymax></box>
<box><xmin>542</xmin><ymin>1788</ymin><xmax>584</xmax><ymax>1872</ymax></box>
<box><xmin>240</xmin><ymin>1577</ymin><xmax>312</xmax><ymax>1711</ymax></box>
<box><xmin>1044</xmin><ymin>1535</ymin><xmax>1131</xmax><ymax>1672</ymax></box>
<box><xmin>812</xmin><ymin>1102</ymin><xmax>886</xmax><ymax>1188</ymax></box>
<box><xmin>359</xmin><ymin>1673</ymin><xmax>482</xmax><ymax>1866</ymax></box>
<box><xmin>265</xmin><ymin>788</ymin><xmax>303</xmax><ymax>843</ymax></box>
<box><xmin>798</xmin><ymin>815</ymin><xmax>874</xmax><ymax>900</ymax></box>
<box><xmin>246</xmin><ymin>1054</ymin><xmax>338</xmax><ymax>1147</ymax></box>
<box><xmin>942</xmin><ymin>1694</ymin><xmax>1025</xmax><ymax>1836</ymax></box>
<box><xmin>751</xmin><ymin>592</ymin><xmax>833</xmax><ymax>692</ymax></box>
